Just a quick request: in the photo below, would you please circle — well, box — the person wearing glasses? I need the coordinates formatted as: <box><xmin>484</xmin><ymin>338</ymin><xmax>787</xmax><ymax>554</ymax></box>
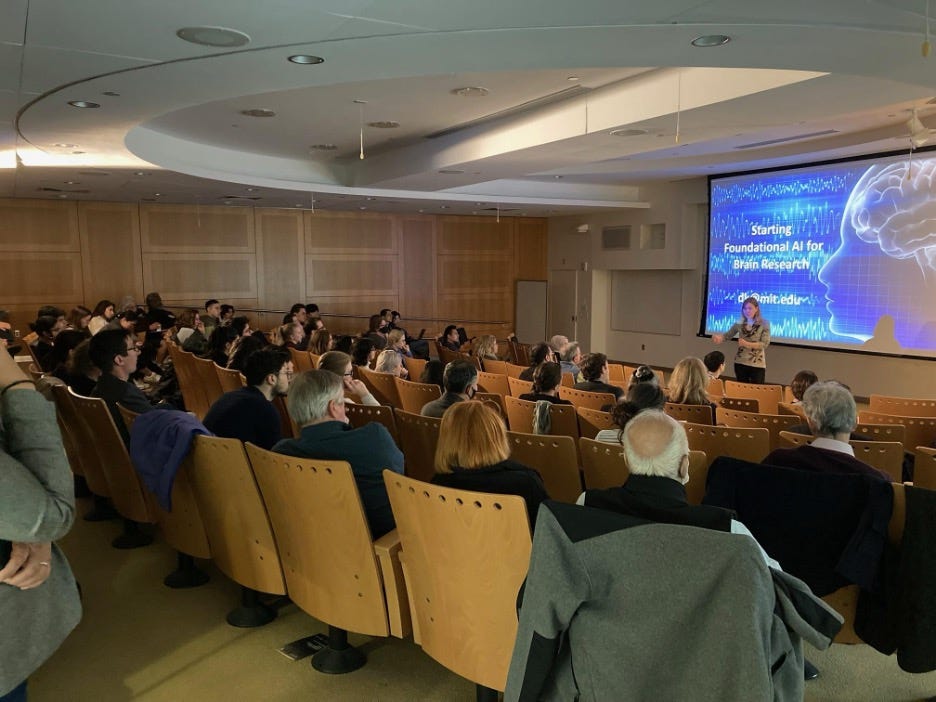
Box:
<box><xmin>316</xmin><ymin>351</ymin><xmax>380</xmax><ymax>406</ymax></box>
<box><xmin>88</xmin><ymin>329</ymin><xmax>155</xmax><ymax>445</ymax></box>
<box><xmin>202</xmin><ymin>348</ymin><xmax>293</xmax><ymax>450</ymax></box>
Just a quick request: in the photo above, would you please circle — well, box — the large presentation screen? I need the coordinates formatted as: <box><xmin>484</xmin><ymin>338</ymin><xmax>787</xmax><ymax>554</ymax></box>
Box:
<box><xmin>704</xmin><ymin>151</ymin><xmax>936</xmax><ymax>358</ymax></box>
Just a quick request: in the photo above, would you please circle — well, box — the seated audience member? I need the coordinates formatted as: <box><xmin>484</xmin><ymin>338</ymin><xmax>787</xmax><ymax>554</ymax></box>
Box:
<box><xmin>307</xmin><ymin>329</ymin><xmax>331</xmax><ymax>356</ymax></box>
<box><xmin>88</xmin><ymin>300</ymin><xmax>116</xmax><ymax>336</ymax></box>
<box><xmin>789</xmin><ymin>370</ymin><xmax>819</xmax><ymax>403</ymax></box>
<box><xmin>273</xmin><ymin>370</ymin><xmax>403</xmax><ymax>538</ymax></box>
<box><xmin>387</xmin><ymin>329</ymin><xmax>412</xmax><ymax>359</ymax></box>
<box><xmin>89</xmin><ymin>329</ymin><xmax>155</xmax><ymax>443</ymax></box>
<box><xmin>304</xmin><ymin>303</ymin><xmax>319</xmax><ymax>318</ymax></box>
<box><xmin>202</xmin><ymin>299</ymin><xmax>221</xmax><ymax>338</ymax></box>
<box><xmin>45</xmin><ymin>330</ymin><xmax>87</xmax><ymax>381</ymax></box>
<box><xmin>519</xmin><ymin>342</ymin><xmax>556</xmax><ymax>381</ymax></box>
<box><xmin>318</xmin><ymin>350</ymin><xmax>379</xmax><ymax>406</ymax></box>
<box><xmin>203</xmin><ymin>348</ymin><xmax>292</xmax><ymax>449</ymax></box>
<box><xmin>304</xmin><ymin>316</ymin><xmax>325</xmax><ymax>337</ymax></box>
<box><xmin>762</xmin><ymin>381</ymin><xmax>889</xmax><ymax>480</ymax></box>
<box><xmin>144</xmin><ymin>292</ymin><xmax>176</xmax><ymax>331</ymax></box>
<box><xmin>421</xmin><ymin>360</ymin><xmax>478</xmax><ymax>418</ymax></box>
<box><xmin>57</xmin><ymin>339</ymin><xmax>100</xmax><ymax>396</ymax></box>
<box><xmin>432</xmin><ymin>401</ymin><xmax>549</xmax><ymax>527</ymax></box>
<box><xmin>667</xmin><ymin>356</ymin><xmax>717</xmax><ymax>418</ymax></box>
<box><xmin>30</xmin><ymin>316</ymin><xmax>63</xmax><ymax>372</ymax></box>
<box><xmin>288</xmin><ymin>303</ymin><xmax>308</xmax><ymax>327</ymax></box>
<box><xmin>331</xmin><ymin>334</ymin><xmax>353</xmax><ymax>355</ymax></box>
<box><xmin>419</xmin><ymin>359</ymin><xmax>445</xmax><ymax>389</ymax></box>
<box><xmin>703</xmin><ymin>350</ymin><xmax>725</xmax><ymax>381</ymax></box>
<box><xmin>580</xmin><ymin>410</ymin><xmax>779</xmax><ymax>567</ymax></box>
<box><xmin>471</xmin><ymin>334</ymin><xmax>499</xmax><ymax>362</ymax></box>
<box><xmin>559</xmin><ymin>342</ymin><xmax>583</xmax><ymax>379</ymax></box>
<box><xmin>549</xmin><ymin>334</ymin><xmax>570</xmax><ymax>357</ymax></box>
<box><xmin>519</xmin><ymin>362</ymin><xmax>572</xmax><ymax>405</ymax></box>
<box><xmin>174</xmin><ymin>308</ymin><xmax>208</xmax><ymax>354</ymax></box>
<box><xmin>66</xmin><ymin>305</ymin><xmax>92</xmax><ymax>334</ymax></box>
<box><xmin>204</xmin><ymin>325</ymin><xmax>238</xmax><ymax>367</ymax></box>
<box><xmin>227</xmin><ymin>334</ymin><xmax>267</xmax><ymax>373</ymax></box>
<box><xmin>0</xmin><ymin>309</ymin><xmax>19</xmax><ymax>354</ymax></box>
<box><xmin>277</xmin><ymin>321</ymin><xmax>305</xmax><ymax>350</ymax></box>
<box><xmin>219</xmin><ymin>304</ymin><xmax>235</xmax><ymax>324</ymax></box>
<box><xmin>350</xmin><ymin>337</ymin><xmax>377</xmax><ymax>368</ymax></box>
<box><xmin>439</xmin><ymin>324</ymin><xmax>462</xmax><ymax>353</ymax></box>
<box><xmin>364</xmin><ymin>314</ymin><xmax>388</xmax><ymax>350</ymax></box>
<box><xmin>230</xmin><ymin>316</ymin><xmax>251</xmax><ymax>340</ymax></box>
<box><xmin>574</xmin><ymin>352</ymin><xmax>625</xmax><ymax>403</ymax></box>
<box><xmin>595</xmin><ymin>382</ymin><xmax>666</xmax><ymax>444</ymax></box>
<box><xmin>374</xmin><ymin>349</ymin><xmax>408</xmax><ymax>378</ymax></box>
<box><xmin>627</xmin><ymin>364</ymin><xmax>659</xmax><ymax>392</ymax></box>
<box><xmin>103</xmin><ymin>309</ymin><xmax>139</xmax><ymax>334</ymax></box>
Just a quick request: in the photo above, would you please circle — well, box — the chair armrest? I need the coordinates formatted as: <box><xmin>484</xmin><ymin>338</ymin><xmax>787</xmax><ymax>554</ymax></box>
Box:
<box><xmin>374</xmin><ymin>529</ymin><xmax>412</xmax><ymax>639</ymax></box>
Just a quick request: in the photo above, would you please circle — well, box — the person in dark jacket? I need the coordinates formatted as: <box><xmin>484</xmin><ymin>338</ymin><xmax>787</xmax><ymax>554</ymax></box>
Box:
<box><xmin>88</xmin><ymin>329</ymin><xmax>154</xmax><ymax>444</ymax></box>
<box><xmin>573</xmin><ymin>352</ymin><xmax>624</xmax><ymax>403</ymax></box>
<box><xmin>420</xmin><ymin>360</ymin><xmax>477</xmax><ymax>418</ymax></box>
<box><xmin>518</xmin><ymin>362</ymin><xmax>572</xmax><ymax>405</ymax></box>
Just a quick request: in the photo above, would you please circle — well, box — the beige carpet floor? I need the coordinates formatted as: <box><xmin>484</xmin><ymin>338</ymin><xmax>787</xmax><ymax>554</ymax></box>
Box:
<box><xmin>26</xmin><ymin>498</ymin><xmax>936</xmax><ymax>701</ymax></box>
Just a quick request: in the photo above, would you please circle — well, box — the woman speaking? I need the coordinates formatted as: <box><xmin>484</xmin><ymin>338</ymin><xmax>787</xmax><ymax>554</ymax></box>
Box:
<box><xmin>712</xmin><ymin>297</ymin><xmax>770</xmax><ymax>384</ymax></box>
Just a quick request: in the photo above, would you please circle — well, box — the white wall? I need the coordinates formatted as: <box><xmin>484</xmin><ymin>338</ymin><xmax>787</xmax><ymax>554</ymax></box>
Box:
<box><xmin>547</xmin><ymin>178</ymin><xmax>936</xmax><ymax>399</ymax></box>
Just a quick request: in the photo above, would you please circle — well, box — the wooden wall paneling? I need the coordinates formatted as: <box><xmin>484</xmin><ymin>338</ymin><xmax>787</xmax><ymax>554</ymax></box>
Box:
<box><xmin>0</xmin><ymin>199</ymin><xmax>79</xmax><ymax>252</ymax></box>
<box><xmin>304</xmin><ymin>211</ymin><xmax>397</xmax><ymax>254</ymax></box>
<box><xmin>437</xmin><ymin>216</ymin><xmax>515</xmax><ymax>255</ymax></box>
<box><xmin>140</xmin><ymin>204</ymin><xmax>255</xmax><ymax>253</ymax></box>
<box><xmin>256</xmin><ymin>208</ymin><xmax>304</xmax><ymax>311</ymax></box>
<box><xmin>305</xmin><ymin>254</ymin><xmax>398</xmax><ymax>298</ymax></box>
<box><xmin>399</xmin><ymin>216</ymin><xmax>436</xmax><ymax>320</ymax></box>
<box><xmin>78</xmin><ymin>202</ymin><xmax>143</xmax><ymax>307</ymax></box>
<box><xmin>515</xmin><ymin>218</ymin><xmax>548</xmax><ymax>281</ymax></box>
<box><xmin>0</xmin><ymin>252</ymin><xmax>84</xmax><ymax>305</ymax></box>
<box><xmin>143</xmin><ymin>254</ymin><xmax>257</xmax><ymax>301</ymax></box>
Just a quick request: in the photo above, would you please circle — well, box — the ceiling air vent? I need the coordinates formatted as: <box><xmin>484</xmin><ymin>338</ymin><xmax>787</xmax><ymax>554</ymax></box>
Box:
<box><xmin>602</xmin><ymin>225</ymin><xmax>632</xmax><ymax>250</ymax></box>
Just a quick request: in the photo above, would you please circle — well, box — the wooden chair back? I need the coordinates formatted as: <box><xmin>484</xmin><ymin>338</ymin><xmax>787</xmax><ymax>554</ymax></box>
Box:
<box><xmin>69</xmin><ymin>392</ymin><xmax>155</xmax><ymax>524</ymax></box>
<box><xmin>854</xmin><ymin>423</ymin><xmax>906</xmax><ymax>444</ymax></box>
<box><xmin>50</xmin><ymin>384</ymin><xmax>102</xmax><ymax>493</ymax></box>
<box><xmin>783</xmin><ymin>386</ymin><xmax>795</xmax><ymax>403</ymax></box>
<box><xmin>560</xmin><ymin>372</ymin><xmax>575</xmax><ymax>388</ymax></box>
<box><xmin>272</xmin><ymin>394</ymin><xmax>298</xmax><ymax>438</ymax></box>
<box><xmin>346</xmin><ymin>403</ymin><xmax>398</xmax><ymax>444</ymax></box>
<box><xmin>683</xmin><ymin>421</ymin><xmax>771</xmax><ymax>467</ymax></box>
<box><xmin>394</xmin><ymin>376</ymin><xmax>442</xmax><ymax>414</ymax></box>
<box><xmin>606</xmin><ymin>363</ymin><xmax>627</xmax><ymax>383</ymax></box>
<box><xmin>476</xmin><ymin>371</ymin><xmax>509</xmax><ymax>397</ymax></box>
<box><xmin>403</xmin><ymin>356</ymin><xmax>427</xmax><ymax>379</ymax></box>
<box><xmin>706</xmin><ymin>377</ymin><xmax>725</xmax><ymax>399</ymax></box>
<box><xmin>168</xmin><ymin>344</ymin><xmax>209</xmax><ymax>419</ymax></box>
<box><xmin>684</xmin><ymin>451</ymin><xmax>710</xmax><ymax>506</ymax></box>
<box><xmin>384</xmin><ymin>472</ymin><xmax>531</xmax><ymax>691</ymax></box>
<box><xmin>719</xmin><ymin>396</ymin><xmax>760</xmax><ymax>413</ymax></box>
<box><xmin>576</xmin><ymin>406</ymin><xmax>615</xmax><ymax>440</ymax></box>
<box><xmin>507</xmin><ymin>339</ymin><xmax>531</xmax><ymax>366</ymax></box>
<box><xmin>715</xmin><ymin>408</ymin><xmax>801</xmax><ymax>451</ymax></box>
<box><xmin>289</xmin><ymin>347</ymin><xmax>315</xmax><ymax>374</ymax></box>
<box><xmin>505</xmin><ymin>362</ymin><xmax>528</xmax><ymax>379</ymax></box>
<box><xmin>215</xmin><ymin>364</ymin><xmax>246</xmax><ymax>393</ymax></box>
<box><xmin>558</xmin><ymin>386</ymin><xmax>616</xmax><ymax>411</ymax></box>
<box><xmin>481</xmin><ymin>359</ymin><xmax>508</xmax><ymax>375</ymax></box>
<box><xmin>308</xmin><ymin>352</ymin><xmax>320</xmax><ymax>368</ymax></box>
<box><xmin>869</xmin><ymin>394</ymin><xmax>936</xmax><ymax>418</ymax></box>
<box><xmin>777</xmin><ymin>401</ymin><xmax>806</xmax><ymax>418</ymax></box>
<box><xmin>357</xmin><ymin>365</ymin><xmax>402</xmax><ymax>407</ymax></box>
<box><xmin>192</xmin><ymin>356</ymin><xmax>225</xmax><ymax>412</ymax></box>
<box><xmin>247</xmin><ymin>446</ymin><xmax>392</xmax><ymax>638</ymax></box>
<box><xmin>579</xmin><ymin>437</ymin><xmax>628</xmax><ymax>490</ymax></box>
<box><xmin>664</xmin><ymin>402</ymin><xmax>714</xmax><ymax>425</ymax></box>
<box><xmin>188</xmin><ymin>436</ymin><xmax>286</xmax><ymax>595</ymax></box>
<box><xmin>502</xmin><ymin>396</ymin><xmax>578</xmax><ymax>440</ymax></box>
<box><xmin>474</xmin><ymin>392</ymin><xmax>507</xmax><ymax>419</ymax></box>
<box><xmin>506</xmin><ymin>432</ymin><xmax>582</xmax><ymax>503</ymax></box>
<box><xmin>915</xmin><ymin>446</ymin><xmax>936</xmax><ymax>490</ymax></box>
<box><xmin>507</xmin><ymin>376</ymin><xmax>533</xmax><ymax>397</ymax></box>
<box><xmin>858</xmin><ymin>411</ymin><xmax>936</xmax><ymax>454</ymax></box>
<box><xmin>392</xmin><ymin>409</ymin><xmax>442</xmax><ymax>483</ymax></box>
<box><xmin>723</xmin><ymin>380</ymin><xmax>783</xmax><ymax>415</ymax></box>
<box><xmin>437</xmin><ymin>346</ymin><xmax>460</xmax><ymax>366</ymax></box>
<box><xmin>776</xmin><ymin>431</ymin><xmax>904</xmax><ymax>482</ymax></box>
<box><xmin>777</xmin><ymin>430</ymin><xmax>810</xmax><ymax>448</ymax></box>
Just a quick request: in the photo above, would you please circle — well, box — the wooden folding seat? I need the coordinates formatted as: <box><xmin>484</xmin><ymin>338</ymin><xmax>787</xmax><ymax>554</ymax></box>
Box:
<box><xmin>476</xmin><ymin>370</ymin><xmax>509</xmax><ymax>397</ymax></box>
<box><xmin>346</xmin><ymin>403</ymin><xmax>398</xmax><ymax>444</ymax></box>
<box><xmin>664</xmin><ymin>402</ymin><xmax>714</xmax><ymax>425</ymax></box>
<box><xmin>271</xmin><ymin>394</ymin><xmax>298</xmax><ymax>438</ymax></box>
<box><xmin>576</xmin><ymin>406</ymin><xmax>614</xmax><ymax>440</ymax></box>
<box><xmin>51</xmin><ymin>385</ymin><xmax>108</xmax><ymax>502</ymax></box>
<box><xmin>507</xmin><ymin>339</ymin><xmax>531</xmax><ymax>366</ymax></box>
<box><xmin>777</xmin><ymin>430</ymin><xmax>810</xmax><ymax>448</ymax></box>
<box><xmin>849</xmin><ymin>441</ymin><xmax>905</xmax><ymax>482</ymax></box>
<box><xmin>854</xmin><ymin>422</ymin><xmax>906</xmax><ymax>445</ymax></box>
<box><xmin>192</xmin><ymin>356</ymin><xmax>225</xmax><ymax>410</ymax></box>
<box><xmin>560</xmin><ymin>372</ymin><xmax>574</xmax><ymax>387</ymax></box>
<box><xmin>868</xmin><ymin>394</ymin><xmax>936</xmax><ymax>418</ymax></box>
<box><xmin>168</xmin><ymin>345</ymin><xmax>210</xmax><ymax>419</ymax></box>
<box><xmin>394</xmin><ymin>376</ymin><xmax>442</xmax><ymax>414</ymax></box>
<box><xmin>579</xmin><ymin>436</ymin><xmax>628</xmax><ymax>490</ymax></box>
<box><xmin>506</xmin><ymin>431</ymin><xmax>581</xmax><ymax>503</ymax></box>
<box><xmin>437</xmin><ymin>346</ymin><xmax>460</xmax><ymax>365</ymax></box>
<box><xmin>481</xmin><ymin>358</ymin><xmax>508</xmax><ymax>375</ymax></box>
<box><xmin>683</xmin><ymin>421</ymin><xmax>770</xmax><ymax>467</ymax></box>
<box><xmin>858</xmin><ymin>411</ymin><xmax>936</xmax><ymax>454</ymax></box>
<box><xmin>783</xmin><ymin>386</ymin><xmax>795</xmax><ymax>403</ymax></box>
<box><xmin>384</xmin><ymin>472</ymin><xmax>531</xmax><ymax>697</ymax></box>
<box><xmin>777</xmin><ymin>401</ymin><xmax>806</xmax><ymax>418</ymax></box>
<box><xmin>474</xmin><ymin>391</ymin><xmax>507</xmax><ymax>419</ymax></box>
<box><xmin>507</xmin><ymin>376</ymin><xmax>533</xmax><ymax>397</ymax></box>
<box><xmin>505</xmin><ymin>362</ymin><xmax>528</xmax><ymax>379</ymax></box>
<box><xmin>606</xmin><ymin>363</ymin><xmax>627</xmax><ymax>383</ymax></box>
<box><xmin>215</xmin><ymin>364</ymin><xmax>246</xmax><ymax>393</ymax></box>
<box><xmin>715</xmin><ymin>408</ymin><xmax>801</xmax><ymax>451</ymax></box>
<box><xmin>723</xmin><ymin>380</ymin><xmax>783</xmax><ymax>415</ymax></box>
<box><xmin>683</xmin><ymin>451</ymin><xmax>710</xmax><ymax>506</ymax></box>
<box><xmin>707</xmin><ymin>377</ymin><xmax>725</xmax><ymax>399</ymax></box>
<box><xmin>403</xmin><ymin>355</ymin><xmax>427</xmax><ymax>379</ymax></box>
<box><xmin>503</xmin><ymin>396</ymin><xmax>578</xmax><ymax>440</ymax></box>
<box><xmin>249</xmin><ymin>447</ymin><xmax>410</xmax><ymax>672</ymax></box>
<box><xmin>915</xmin><ymin>446</ymin><xmax>936</xmax><ymax>490</ymax></box>
<box><xmin>289</xmin><ymin>347</ymin><xmax>315</xmax><ymax>374</ymax></box>
<box><xmin>719</xmin><ymin>396</ymin><xmax>759</xmax><ymax>413</ymax></box>
<box><xmin>558</xmin><ymin>386</ymin><xmax>616</xmax><ymax>411</ymax></box>
<box><xmin>392</xmin><ymin>409</ymin><xmax>442</xmax><ymax>483</ymax></box>
<box><xmin>357</xmin><ymin>365</ymin><xmax>401</xmax><ymax>407</ymax></box>
<box><xmin>308</xmin><ymin>352</ymin><xmax>320</xmax><ymax>368</ymax></box>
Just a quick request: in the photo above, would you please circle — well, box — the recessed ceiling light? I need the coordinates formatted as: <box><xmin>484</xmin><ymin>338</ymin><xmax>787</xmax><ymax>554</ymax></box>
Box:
<box><xmin>610</xmin><ymin>128</ymin><xmax>649</xmax><ymax>137</ymax></box>
<box><xmin>176</xmin><ymin>26</ymin><xmax>250</xmax><ymax>47</ymax></box>
<box><xmin>438</xmin><ymin>169</ymin><xmax>465</xmax><ymax>174</ymax></box>
<box><xmin>245</xmin><ymin>187</ymin><xmax>258</xmax><ymax>192</ymax></box>
<box><xmin>67</xmin><ymin>101</ymin><xmax>100</xmax><ymax>109</ymax></box>
<box><xmin>691</xmin><ymin>34</ymin><xmax>730</xmax><ymax>47</ymax></box>
<box><xmin>154</xmin><ymin>193</ymin><xmax>162</xmax><ymax>197</ymax></box>
<box><xmin>64</xmin><ymin>181</ymin><xmax>80</xmax><ymax>184</ymax></box>
<box><xmin>440</xmin><ymin>205</ymin><xmax>449</xmax><ymax>209</ymax></box>
<box><xmin>240</xmin><ymin>108</ymin><xmax>276</xmax><ymax>117</ymax></box>
<box><xmin>451</xmin><ymin>86</ymin><xmax>489</xmax><ymax>97</ymax></box>
<box><xmin>288</xmin><ymin>54</ymin><xmax>324</xmax><ymax>65</ymax></box>
<box><xmin>366</xmin><ymin>197</ymin><xmax>376</xmax><ymax>201</ymax></box>
<box><xmin>133</xmin><ymin>171</ymin><xmax>149</xmax><ymax>176</ymax></box>
<box><xmin>102</xmin><ymin>91</ymin><xmax>120</xmax><ymax>97</ymax></box>
<box><xmin>309</xmin><ymin>144</ymin><xmax>338</xmax><ymax>151</ymax></box>
<box><xmin>52</xmin><ymin>143</ymin><xmax>77</xmax><ymax>148</ymax></box>
<box><xmin>368</xmin><ymin>121</ymin><xmax>400</xmax><ymax>129</ymax></box>
<box><xmin>359</xmin><ymin>206</ymin><xmax>367</xmax><ymax>210</ymax></box>
<box><xmin>553</xmin><ymin>175</ymin><xmax>563</xmax><ymax>179</ymax></box>
<box><xmin>567</xmin><ymin>76</ymin><xmax>580</xmax><ymax>81</ymax></box>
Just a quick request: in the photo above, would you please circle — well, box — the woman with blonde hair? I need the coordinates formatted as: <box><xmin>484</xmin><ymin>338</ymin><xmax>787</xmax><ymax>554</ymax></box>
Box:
<box><xmin>431</xmin><ymin>401</ymin><xmax>549</xmax><ymax>527</ymax></box>
<box><xmin>471</xmin><ymin>334</ymin><xmax>499</xmax><ymax>362</ymax></box>
<box><xmin>387</xmin><ymin>328</ymin><xmax>412</xmax><ymax>359</ymax></box>
<box><xmin>307</xmin><ymin>329</ymin><xmax>331</xmax><ymax>356</ymax></box>
<box><xmin>712</xmin><ymin>296</ymin><xmax>771</xmax><ymax>384</ymax></box>
<box><xmin>374</xmin><ymin>349</ymin><xmax>408</xmax><ymax>378</ymax></box>
<box><xmin>667</xmin><ymin>356</ymin><xmax>713</xmax><ymax>408</ymax></box>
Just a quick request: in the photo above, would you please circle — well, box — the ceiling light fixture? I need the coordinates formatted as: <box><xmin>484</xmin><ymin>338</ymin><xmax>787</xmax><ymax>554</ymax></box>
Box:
<box><xmin>52</xmin><ymin>143</ymin><xmax>77</xmax><ymax>148</ymax></box>
<box><xmin>451</xmin><ymin>86</ymin><xmax>489</xmax><ymax>97</ymax></box>
<box><xmin>368</xmin><ymin>121</ymin><xmax>400</xmax><ymax>129</ymax></box>
<box><xmin>67</xmin><ymin>100</ymin><xmax>100</xmax><ymax>108</ymax></box>
<box><xmin>610</xmin><ymin>128</ymin><xmax>649</xmax><ymax>137</ymax></box>
<box><xmin>240</xmin><ymin>108</ymin><xmax>276</xmax><ymax>117</ymax></box>
<box><xmin>438</xmin><ymin>169</ymin><xmax>464</xmax><ymax>174</ymax></box>
<box><xmin>691</xmin><ymin>34</ymin><xmax>730</xmax><ymax>47</ymax></box>
<box><xmin>567</xmin><ymin>76</ymin><xmax>580</xmax><ymax>81</ymax></box>
<box><xmin>288</xmin><ymin>54</ymin><xmax>324</xmax><ymax>64</ymax></box>
<box><xmin>102</xmin><ymin>91</ymin><xmax>120</xmax><ymax>97</ymax></box>
<box><xmin>176</xmin><ymin>26</ymin><xmax>250</xmax><ymax>47</ymax></box>
<box><xmin>64</xmin><ymin>181</ymin><xmax>80</xmax><ymax>184</ymax></box>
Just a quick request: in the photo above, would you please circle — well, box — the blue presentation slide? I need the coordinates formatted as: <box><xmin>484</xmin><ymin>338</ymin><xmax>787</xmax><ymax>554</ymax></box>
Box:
<box><xmin>705</xmin><ymin>153</ymin><xmax>936</xmax><ymax>356</ymax></box>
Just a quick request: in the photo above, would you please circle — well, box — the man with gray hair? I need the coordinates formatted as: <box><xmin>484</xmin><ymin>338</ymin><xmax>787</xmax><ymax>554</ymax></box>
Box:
<box><xmin>549</xmin><ymin>334</ymin><xmax>570</xmax><ymax>356</ymax></box>
<box><xmin>272</xmin><ymin>370</ymin><xmax>404</xmax><ymax>537</ymax></box>
<box><xmin>559</xmin><ymin>342</ymin><xmax>582</xmax><ymax>380</ymax></box>
<box><xmin>762</xmin><ymin>381</ymin><xmax>889</xmax><ymax>480</ymax></box>
<box><xmin>579</xmin><ymin>410</ymin><xmax>778</xmax><ymax>566</ymax></box>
